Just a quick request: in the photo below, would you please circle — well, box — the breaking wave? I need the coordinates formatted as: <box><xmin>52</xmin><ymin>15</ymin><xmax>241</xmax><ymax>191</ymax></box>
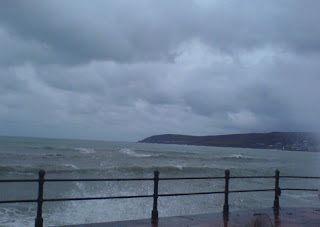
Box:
<box><xmin>0</xmin><ymin>206</ymin><xmax>35</xmax><ymax>227</ymax></box>
<box><xmin>119</xmin><ymin>148</ymin><xmax>154</xmax><ymax>157</ymax></box>
<box><xmin>218</xmin><ymin>154</ymin><xmax>256</xmax><ymax>161</ymax></box>
<box><xmin>73</xmin><ymin>147</ymin><xmax>96</xmax><ymax>154</ymax></box>
<box><xmin>62</xmin><ymin>164</ymin><xmax>79</xmax><ymax>169</ymax></box>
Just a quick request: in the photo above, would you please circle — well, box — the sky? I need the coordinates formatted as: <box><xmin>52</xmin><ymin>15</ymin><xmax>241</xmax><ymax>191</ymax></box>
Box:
<box><xmin>0</xmin><ymin>0</ymin><xmax>320</xmax><ymax>142</ymax></box>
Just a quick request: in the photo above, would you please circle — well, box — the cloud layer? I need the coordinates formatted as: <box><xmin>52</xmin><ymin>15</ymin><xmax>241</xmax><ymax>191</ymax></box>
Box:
<box><xmin>0</xmin><ymin>1</ymin><xmax>319</xmax><ymax>141</ymax></box>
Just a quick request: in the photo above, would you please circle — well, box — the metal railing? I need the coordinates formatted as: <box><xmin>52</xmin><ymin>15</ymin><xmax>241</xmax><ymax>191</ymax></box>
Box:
<box><xmin>1</xmin><ymin>169</ymin><xmax>319</xmax><ymax>227</ymax></box>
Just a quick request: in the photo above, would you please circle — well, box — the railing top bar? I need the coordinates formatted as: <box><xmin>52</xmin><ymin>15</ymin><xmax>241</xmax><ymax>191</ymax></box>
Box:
<box><xmin>281</xmin><ymin>188</ymin><xmax>319</xmax><ymax>191</ymax></box>
<box><xmin>229</xmin><ymin>189</ymin><xmax>274</xmax><ymax>193</ymax></box>
<box><xmin>45</xmin><ymin>178</ymin><xmax>154</xmax><ymax>182</ymax></box>
<box><xmin>160</xmin><ymin>176</ymin><xmax>225</xmax><ymax>180</ymax></box>
<box><xmin>159</xmin><ymin>191</ymin><xmax>225</xmax><ymax>197</ymax></box>
<box><xmin>230</xmin><ymin>176</ymin><xmax>274</xmax><ymax>179</ymax></box>
<box><xmin>0</xmin><ymin>179</ymin><xmax>38</xmax><ymax>183</ymax></box>
<box><xmin>280</xmin><ymin>176</ymin><xmax>320</xmax><ymax>179</ymax></box>
<box><xmin>45</xmin><ymin>176</ymin><xmax>275</xmax><ymax>182</ymax></box>
<box><xmin>0</xmin><ymin>199</ymin><xmax>37</xmax><ymax>204</ymax></box>
<box><xmin>44</xmin><ymin>195</ymin><xmax>153</xmax><ymax>202</ymax></box>
<box><xmin>2</xmin><ymin>175</ymin><xmax>320</xmax><ymax>183</ymax></box>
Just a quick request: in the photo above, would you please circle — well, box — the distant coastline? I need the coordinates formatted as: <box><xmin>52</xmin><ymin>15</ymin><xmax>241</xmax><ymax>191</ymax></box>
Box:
<box><xmin>139</xmin><ymin>132</ymin><xmax>320</xmax><ymax>152</ymax></box>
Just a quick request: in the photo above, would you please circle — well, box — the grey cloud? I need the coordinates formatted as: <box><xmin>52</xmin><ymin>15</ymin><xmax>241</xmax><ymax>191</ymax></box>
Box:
<box><xmin>0</xmin><ymin>1</ymin><xmax>319</xmax><ymax>141</ymax></box>
<box><xmin>1</xmin><ymin>0</ymin><xmax>320</xmax><ymax>66</ymax></box>
<box><xmin>0</xmin><ymin>1</ymin><xmax>196</xmax><ymax>65</ymax></box>
<box><xmin>2</xmin><ymin>44</ymin><xmax>319</xmax><ymax>141</ymax></box>
<box><xmin>0</xmin><ymin>27</ymin><xmax>57</xmax><ymax>66</ymax></box>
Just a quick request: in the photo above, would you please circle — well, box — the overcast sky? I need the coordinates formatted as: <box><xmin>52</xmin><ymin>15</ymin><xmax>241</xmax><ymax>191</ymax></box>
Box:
<box><xmin>0</xmin><ymin>0</ymin><xmax>320</xmax><ymax>141</ymax></box>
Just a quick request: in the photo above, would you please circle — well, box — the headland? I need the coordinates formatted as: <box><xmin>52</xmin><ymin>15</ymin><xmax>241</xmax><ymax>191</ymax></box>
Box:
<box><xmin>139</xmin><ymin>132</ymin><xmax>320</xmax><ymax>152</ymax></box>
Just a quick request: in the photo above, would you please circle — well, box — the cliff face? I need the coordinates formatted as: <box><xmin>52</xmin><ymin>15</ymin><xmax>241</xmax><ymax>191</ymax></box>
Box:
<box><xmin>139</xmin><ymin>132</ymin><xmax>320</xmax><ymax>151</ymax></box>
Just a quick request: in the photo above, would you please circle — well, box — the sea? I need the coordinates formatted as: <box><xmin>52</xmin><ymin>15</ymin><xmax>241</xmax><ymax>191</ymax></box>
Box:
<box><xmin>0</xmin><ymin>136</ymin><xmax>319</xmax><ymax>226</ymax></box>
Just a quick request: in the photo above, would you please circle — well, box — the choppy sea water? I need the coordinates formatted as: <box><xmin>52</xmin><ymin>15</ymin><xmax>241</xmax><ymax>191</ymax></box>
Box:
<box><xmin>0</xmin><ymin>136</ymin><xmax>319</xmax><ymax>226</ymax></box>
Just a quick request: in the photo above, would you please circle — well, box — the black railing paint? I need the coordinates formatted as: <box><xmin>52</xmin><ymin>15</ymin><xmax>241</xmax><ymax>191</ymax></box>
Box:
<box><xmin>223</xmin><ymin>169</ymin><xmax>230</xmax><ymax>217</ymax></box>
<box><xmin>151</xmin><ymin>170</ymin><xmax>159</xmax><ymax>223</ymax></box>
<box><xmin>273</xmin><ymin>170</ymin><xmax>281</xmax><ymax>216</ymax></box>
<box><xmin>1</xmin><ymin>169</ymin><xmax>319</xmax><ymax>227</ymax></box>
<box><xmin>35</xmin><ymin>169</ymin><xmax>45</xmax><ymax>227</ymax></box>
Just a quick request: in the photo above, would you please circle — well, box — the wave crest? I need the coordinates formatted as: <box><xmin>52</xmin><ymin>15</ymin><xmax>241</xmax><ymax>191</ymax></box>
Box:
<box><xmin>62</xmin><ymin>164</ymin><xmax>79</xmax><ymax>169</ymax></box>
<box><xmin>219</xmin><ymin>154</ymin><xmax>254</xmax><ymax>160</ymax></box>
<box><xmin>119</xmin><ymin>148</ymin><xmax>153</xmax><ymax>157</ymax></box>
<box><xmin>74</xmin><ymin>147</ymin><xmax>96</xmax><ymax>154</ymax></box>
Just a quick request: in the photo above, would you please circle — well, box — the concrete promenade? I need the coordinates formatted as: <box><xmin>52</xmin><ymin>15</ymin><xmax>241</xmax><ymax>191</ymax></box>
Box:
<box><xmin>57</xmin><ymin>207</ymin><xmax>320</xmax><ymax>227</ymax></box>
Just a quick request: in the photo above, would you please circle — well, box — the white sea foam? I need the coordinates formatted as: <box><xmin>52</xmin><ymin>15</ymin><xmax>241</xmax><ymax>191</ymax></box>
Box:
<box><xmin>231</xmin><ymin>154</ymin><xmax>244</xmax><ymax>159</ymax></box>
<box><xmin>46</xmin><ymin>183</ymin><xmax>152</xmax><ymax>226</ymax></box>
<box><xmin>8</xmin><ymin>171</ymin><xmax>34</xmax><ymax>176</ymax></box>
<box><xmin>174</xmin><ymin>164</ymin><xmax>184</xmax><ymax>170</ymax></box>
<box><xmin>74</xmin><ymin>147</ymin><xmax>96</xmax><ymax>154</ymax></box>
<box><xmin>228</xmin><ymin>154</ymin><xmax>252</xmax><ymax>159</ymax></box>
<box><xmin>287</xmin><ymin>192</ymin><xmax>315</xmax><ymax>200</ymax></box>
<box><xmin>62</xmin><ymin>164</ymin><xmax>79</xmax><ymax>169</ymax></box>
<box><xmin>75</xmin><ymin>181</ymin><xmax>86</xmax><ymax>190</ymax></box>
<box><xmin>0</xmin><ymin>207</ymin><xmax>34</xmax><ymax>227</ymax></box>
<box><xmin>119</xmin><ymin>148</ymin><xmax>153</xmax><ymax>157</ymax></box>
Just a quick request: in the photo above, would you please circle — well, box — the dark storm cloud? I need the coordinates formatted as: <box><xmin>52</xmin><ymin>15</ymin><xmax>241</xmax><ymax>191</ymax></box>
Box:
<box><xmin>0</xmin><ymin>1</ymin><xmax>320</xmax><ymax>141</ymax></box>
<box><xmin>0</xmin><ymin>0</ymin><xmax>197</xmax><ymax>64</ymax></box>
<box><xmin>1</xmin><ymin>0</ymin><xmax>320</xmax><ymax>66</ymax></box>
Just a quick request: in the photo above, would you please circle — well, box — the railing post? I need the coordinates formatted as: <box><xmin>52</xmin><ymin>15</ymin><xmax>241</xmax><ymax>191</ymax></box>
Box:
<box><xmin>151</xmin><ymin>170</ymin><xmax>160</xmax><ymax>223</ymax></box>
<box><xmin>273</xmin><ymin>170</ymin><xmax>280</xmax><ymax>215</ymax></box>
<box><xmin>35</xmin><ymin>170</ymin><xmax>45</xmax><ymax>227</ymax></box>
<box><xmin>223</xmin><ymin>169</ymin><xmax>230</xmax><ymax>218</ymax></box>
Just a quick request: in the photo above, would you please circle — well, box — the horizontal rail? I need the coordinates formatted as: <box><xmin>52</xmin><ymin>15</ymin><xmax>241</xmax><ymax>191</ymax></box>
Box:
<box><xmin>2</xmin><ymin>188</ymin><xmax>317</xmax><ymax>205</ymax></box>
<box><xmin>2</xmin><ymin>175</ymin><xmax>320</xmax><ymax>183</ymax></box>
<box><xmin>44</xmin><ymin>195</ymin><xmax>153</xmax><ymax>202</ymax></box>
<box><xmin>230</xmin><ymin>176</ymin><xmax>275</xmax><ymax>179</ymax></box>
<box><xmin>280</xmin><ymin>176</ymin><xmax>320</xmax><ymax>179</ymax></box>
<box><xmin>0</xmin><ymin>189</ymin><xmax>278</xmax><ymax>204</ymax></box>
<box><xmin>0</xmin><ymin>199</ymin><xmax>37</xmax><ymax>204</ymax></box>
<box><xmin>281</xmin><ymin>188</ymin><xmax>319</xmax><ymax>192</ymax></box>
<box><xmin>45</xmin><ymin>178</ymin><xmax>154</xmax><ymax>182</ymax></box>
<box><xmin>0</xmin><ymin>179</ymin><xmax>38</xmax><ymax>183</ymax></box>
<box><xmin>159</xmin><ymin>191</ymin><xmax>225</xmax><ymax>197</ymax></box>
<box><xmin>160</xmin><ymin>176</ymin><xmax>225</xmax><ymax>180</ymax></box>
<box><xmin>229</xmin><ymin>189</ymin><xmax>274</xmax><ymax>193</ymax></box>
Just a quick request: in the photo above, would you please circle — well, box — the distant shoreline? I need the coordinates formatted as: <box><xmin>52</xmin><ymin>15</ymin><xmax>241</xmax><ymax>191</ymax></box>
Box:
<box><xmin>139</xmin><ymin>132</ymin><xmax>320</xmax><ymax>152</ymax></box>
